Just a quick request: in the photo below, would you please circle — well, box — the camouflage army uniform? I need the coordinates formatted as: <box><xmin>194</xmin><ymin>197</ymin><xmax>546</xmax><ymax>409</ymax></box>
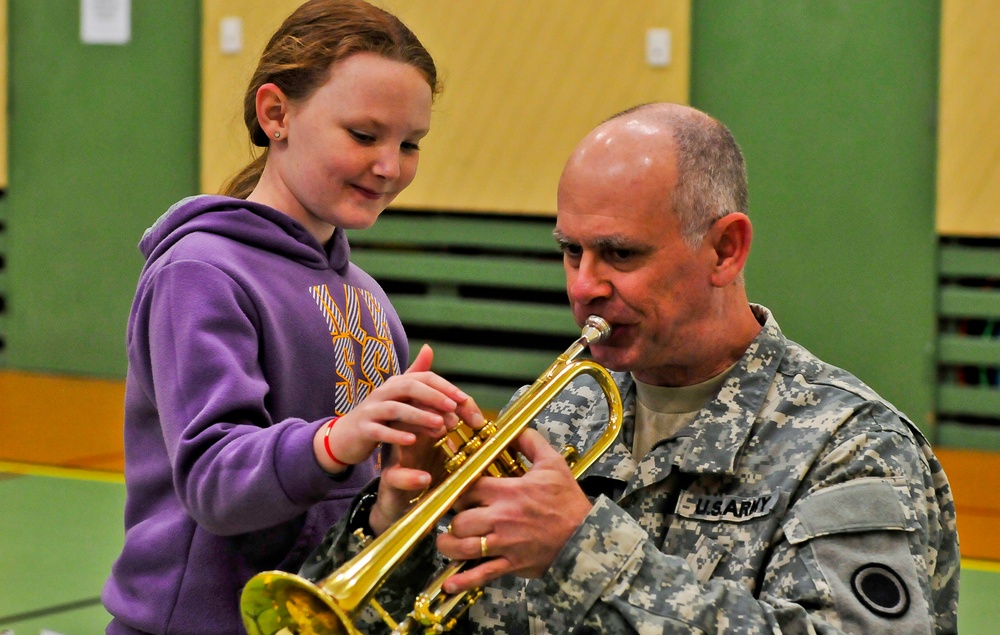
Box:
<box><xmin>302</xmin><ymin>304</ymin><xmax>959</xmax><ymax>634</ymax></box>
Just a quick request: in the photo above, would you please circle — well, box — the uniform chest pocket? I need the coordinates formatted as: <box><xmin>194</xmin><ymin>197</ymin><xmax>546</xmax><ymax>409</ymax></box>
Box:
<box><xmin>664</xmin><ymin>490</ymin><xmax>786</xmax><ymax>586</ymax></box>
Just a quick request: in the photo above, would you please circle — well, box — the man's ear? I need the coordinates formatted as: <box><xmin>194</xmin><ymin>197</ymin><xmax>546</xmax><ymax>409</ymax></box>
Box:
<box><xmin>255</xmin><ymin>82</ymin><xmax>289</xmax><ymax>142</ymax></box>
<box><xmin>708</xmin><ymin>213</ymin><xmax>752</xmax><ymax>287</ymax></box>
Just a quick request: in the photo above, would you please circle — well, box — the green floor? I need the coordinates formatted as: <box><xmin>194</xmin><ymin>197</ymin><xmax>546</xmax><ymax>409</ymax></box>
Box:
<box><xmin>1</xmin><ymin>473</ymin><xmax>997</xmax><ymax>633</ymax></box>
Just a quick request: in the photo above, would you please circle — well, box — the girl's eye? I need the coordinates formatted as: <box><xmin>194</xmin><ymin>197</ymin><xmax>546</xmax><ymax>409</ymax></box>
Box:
<box><xmin>401</xmin><ymin>141</ymin><xmax>421</xmax><ymax>153</ymax></box>
<box><xmin>349</xmin><ymin>130</ymin><xmax>375</xmax><ymax>144</ymax></box>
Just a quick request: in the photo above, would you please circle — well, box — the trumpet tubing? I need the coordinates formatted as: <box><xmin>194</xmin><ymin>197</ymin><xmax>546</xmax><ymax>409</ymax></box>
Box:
<box><xmin>241</xmin><ymin>316</ymin><xmax>624</xmax><ymax>635</ymax></box>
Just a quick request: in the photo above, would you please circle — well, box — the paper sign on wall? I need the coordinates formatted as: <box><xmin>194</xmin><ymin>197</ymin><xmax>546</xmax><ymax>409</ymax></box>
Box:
<box><xmin>81</xmin><ymin>0</ymin><xmax>131</xmax><ymax>45</ymax></box>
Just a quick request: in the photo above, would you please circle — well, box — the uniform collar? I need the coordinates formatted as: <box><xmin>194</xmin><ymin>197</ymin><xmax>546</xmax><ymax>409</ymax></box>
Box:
<box><xmin>673</xmin><ymin>304</ymin><xmax>784</xmax><ymax>475</ymax></box>
<box><xmin>581</xmin><ymin>304</ymin><xmax>786</xmax><ymax>489</ymax></box>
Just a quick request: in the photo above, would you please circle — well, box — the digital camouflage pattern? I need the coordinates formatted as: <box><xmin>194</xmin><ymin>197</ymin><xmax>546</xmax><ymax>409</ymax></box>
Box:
<box><xmin>301</xmin><ymin>305</ymin><xmax>959</xmax><ymax>634</ymax></box>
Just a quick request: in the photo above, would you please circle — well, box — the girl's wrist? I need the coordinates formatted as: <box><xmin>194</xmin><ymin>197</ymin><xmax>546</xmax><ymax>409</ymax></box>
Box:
<box><xmin>323</xmin><ymin>418</ymin><xmax>350</xmax><ymax>465</ymax></box>
<box><xmin>314</xmin><ymin>417</ymin><xmax>351</xmax><ymax>474</ymax></box>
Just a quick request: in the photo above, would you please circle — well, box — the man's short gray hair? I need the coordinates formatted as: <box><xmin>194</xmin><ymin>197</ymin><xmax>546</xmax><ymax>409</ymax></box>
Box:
<box><xmin>607</xmin><ymin>104</ymin><xmax>749</xmax><ymax>246</ymax></box>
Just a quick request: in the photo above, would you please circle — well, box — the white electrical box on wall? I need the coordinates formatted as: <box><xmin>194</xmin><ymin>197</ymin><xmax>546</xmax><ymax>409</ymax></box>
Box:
<box><xmin>646</xmin><ymin>28</ymin><xmax>671</xmax><ymax>67</ymax></box>
<box><xmin>81</xmin><ymin>0</ymin><xmax>131</xmax><ymax>45</ymax></box>
<box><xmin>220</xmin><ymin>17</ymin><xmax>243</xmax><ymax>55</ymax></box>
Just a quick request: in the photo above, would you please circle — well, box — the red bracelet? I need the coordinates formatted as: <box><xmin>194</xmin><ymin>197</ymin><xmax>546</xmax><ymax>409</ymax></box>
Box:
<box><xmin>322</xmin><ymin>417</ymin><xmax>350</xmax><ymax>467</ymax></box>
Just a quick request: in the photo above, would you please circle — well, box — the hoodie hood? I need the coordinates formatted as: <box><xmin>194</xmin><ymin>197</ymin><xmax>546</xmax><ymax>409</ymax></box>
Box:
<box><xmin>140</xmin><ymin>195</ymin><xmax>351</xmax><ymax>273</ymax></box>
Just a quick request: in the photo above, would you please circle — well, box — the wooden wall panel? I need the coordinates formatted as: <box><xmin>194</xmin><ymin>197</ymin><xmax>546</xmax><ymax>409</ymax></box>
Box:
<box><xmin>201</xmin><ymin>1</ymin><xmax>690</xmax><ymax>214</ymax></box>
<box><xmin>201</xmin><ymin>1</ymin><xmax>296</xmax><ymax>202</ymax></box>
<box><xmin>937</xmin><ymin>0</ymin><xmax>1000</xmax><ymax>237</ymax></box>
<box><xmin>0</xmin><ymin>371</ymin><xmax>125</xmax><ymax>473</ymax></box>
<box><xmin>936</xmin><ymin>448</ymin><xmax>1000</xmax><ymax>561</ymax></box>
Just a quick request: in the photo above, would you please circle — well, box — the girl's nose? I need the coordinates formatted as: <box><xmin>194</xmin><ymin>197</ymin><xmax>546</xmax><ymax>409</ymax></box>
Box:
<box><xmin>372</xmin><ymin>147</ymin><xmax>401</xmax><ymax>181</ymax></box>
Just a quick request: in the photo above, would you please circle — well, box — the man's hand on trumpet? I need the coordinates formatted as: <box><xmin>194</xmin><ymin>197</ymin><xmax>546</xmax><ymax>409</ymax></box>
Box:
<box><xmin>434</xmin><ymin>427</ymin><xmax>594</xmax><ymax>595</ymax></box>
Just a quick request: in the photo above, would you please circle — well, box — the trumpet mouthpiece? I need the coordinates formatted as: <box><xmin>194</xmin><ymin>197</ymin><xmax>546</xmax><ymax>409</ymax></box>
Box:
<box><xmin>583</xmin><ymin>315</ymin><xmax>612</xmax><ymax>345</ymax></box>
<box><xmin>559</xmin><ymin>316</ymin><xmax>612</xmax><ymax>365</ymax></box>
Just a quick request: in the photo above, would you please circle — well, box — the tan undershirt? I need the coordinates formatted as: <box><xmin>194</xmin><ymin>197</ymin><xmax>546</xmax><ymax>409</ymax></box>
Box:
<box><xmin>631</xmin><ymin>367</ymin><xmax>735</xmax><ymax>459</ymax></box>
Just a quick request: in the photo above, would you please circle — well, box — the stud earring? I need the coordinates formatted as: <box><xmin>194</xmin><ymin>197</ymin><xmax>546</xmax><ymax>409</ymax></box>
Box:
<box><xmin>274</xmin><ymin>131</ymin><xmax>281</xmax><ymax>139</ymax></box>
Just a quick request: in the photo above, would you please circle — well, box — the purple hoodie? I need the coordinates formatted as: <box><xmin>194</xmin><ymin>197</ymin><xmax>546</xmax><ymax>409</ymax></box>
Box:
<box><xmin>103</xmin><ymin>196</ymin><xmax>406</xmax><ymax>634</ymax></box>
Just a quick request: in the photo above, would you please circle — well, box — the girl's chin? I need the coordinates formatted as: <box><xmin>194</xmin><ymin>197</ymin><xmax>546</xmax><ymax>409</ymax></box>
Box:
<box><xmin>332</xmin><ymin>208</ymin><xmax>383</xmax><ymax>230</ymax></box>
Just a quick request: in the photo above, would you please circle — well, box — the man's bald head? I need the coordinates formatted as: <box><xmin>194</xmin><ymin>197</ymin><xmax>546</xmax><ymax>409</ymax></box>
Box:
<box><xmin>562</xmin><ymin>103</ymin><xmax>748</xmax><ymax>245</ymax></box>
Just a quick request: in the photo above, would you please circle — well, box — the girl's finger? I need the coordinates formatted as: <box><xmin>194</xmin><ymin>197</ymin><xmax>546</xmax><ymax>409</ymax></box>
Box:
<box><xmin>403</xmin><ymin>345</ymin><xmax>470</xmax><ymax>405</ymax></box>
<box><xmin>374</xmin><ymin>375</ymin><xmax>461</xmax><ymax>415</ymax></box>
<box><xmin>385</xmin><ymin>402</ymin><xmax>449</xmax><ymax>434</ymax></box>
<box><xmin>405</xmin><ymin>343</ymin><xmax>435</xmax><ymax>374</ymax></box>
<box><xmin>380</xmin><ymin>465</ymin><xmax>433</xmax><ymax>492</ymax></box>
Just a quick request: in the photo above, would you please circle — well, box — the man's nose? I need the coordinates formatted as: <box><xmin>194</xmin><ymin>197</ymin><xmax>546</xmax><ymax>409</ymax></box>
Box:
<box><xmin>567</xmin><ymin>254</ymin><xmax>612</xmax><ymax>304</ymax></box>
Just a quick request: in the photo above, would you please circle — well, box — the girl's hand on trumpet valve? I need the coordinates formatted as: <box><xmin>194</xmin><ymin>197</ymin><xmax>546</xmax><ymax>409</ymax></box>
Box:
<box><xmin>361</xmin><ymin>344</ymin><xmax>484</xmax><ymax>536</ymax></box>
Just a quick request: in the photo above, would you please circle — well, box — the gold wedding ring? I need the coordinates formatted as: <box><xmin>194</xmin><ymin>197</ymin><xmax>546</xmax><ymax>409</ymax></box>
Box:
<box><xmin>480</xmin><ymin>535</ymin><xmax>489</xmax><ymax>559</ymax></box>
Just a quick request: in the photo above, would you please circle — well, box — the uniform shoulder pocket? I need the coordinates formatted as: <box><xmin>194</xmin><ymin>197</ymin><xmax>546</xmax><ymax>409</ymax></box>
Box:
<box><xmin>782</xmin><ymin>477</ymin><xmax>914</xmax><ymax>544</ymax></box>
<box><xmin>779</xmin><ymin>478</ymin><xmax>930</xmax><ymax>633</ymax></box>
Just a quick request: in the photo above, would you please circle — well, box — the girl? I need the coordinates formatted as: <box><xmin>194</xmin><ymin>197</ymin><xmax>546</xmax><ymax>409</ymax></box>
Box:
<box><xmin>102</xmin><ymin>1</ymin><xmax>479</xmax><ymax>632</ymax></box>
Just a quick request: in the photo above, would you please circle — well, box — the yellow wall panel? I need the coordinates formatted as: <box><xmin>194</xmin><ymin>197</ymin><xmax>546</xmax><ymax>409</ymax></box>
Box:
<box><xmin>202</xmin><ymin>0</ymin><xmax>690</xmax><ymax>215</ymax></box>
<box><xmin>201</xmin><ymin>1</ymin><xmax>294</xmax><ymax>201</ymax></box>
<box><xmin>937</xmin><ymin>0</ymin><xmax>1000</xmax><ymax>237</ymax></box>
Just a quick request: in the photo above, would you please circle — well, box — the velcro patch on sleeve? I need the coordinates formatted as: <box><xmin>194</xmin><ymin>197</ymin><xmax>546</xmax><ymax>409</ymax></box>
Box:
<box><xmin>783</xmin><ymin>478</ymin><xmax>912</xmax><ymax>544</ymax></box>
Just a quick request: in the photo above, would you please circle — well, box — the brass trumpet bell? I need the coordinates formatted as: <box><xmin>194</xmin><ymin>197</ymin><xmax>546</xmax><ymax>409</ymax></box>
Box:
<box><xmin>241</xmin><ymin>316</ymin><xmax>624</xmax><ymax>635</ymax></box>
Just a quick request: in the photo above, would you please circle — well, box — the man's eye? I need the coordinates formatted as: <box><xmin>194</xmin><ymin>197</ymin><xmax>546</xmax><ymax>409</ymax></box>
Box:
<box><xmin>560</xmin><ymin>243</ymin><xmax>582</xmax><ymax>258</ymax></box>
<box><xmin>349</xmin><ymin>130</ymin><xmax>375</xmax><ymax>144</ymax></box>
<box><xmin>611</xmin><ymin>249</ymin><xmax>634</xmax><ymax>261</ymax></box>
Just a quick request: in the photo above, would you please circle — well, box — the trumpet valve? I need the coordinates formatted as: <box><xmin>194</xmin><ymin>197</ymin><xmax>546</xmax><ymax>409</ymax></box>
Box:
<box><xmin>434</xmin><ymin>435</ymin><xmax>458</xmax><ymax>459</ymax></box>
<box><xmin>492</xmin><ymin>450</ymin><xmax>527</xmax><ymax>477</ymax></box>
<box><xmin>437</xmin><ymin>423</ymin><xmax>478</xmax><ymax>474</ymax></box>
<box><xmin>461</xmin><ymin>420</ymin><xmax>498</xmax><ymax>456</ymax></box>
<box><xmin>454</xmin><ymin>422</ymin><xmax>474</xmax><ymax>443</ymax></box>
<box><xmin>444</xmin><ymin>452</ymin><xmax>467</xmax><ymax>474</ymax></box>
<box><xmin>560</xmin><ymin>445</ymin><xmax>581</xmax><ymax>470</ymax></box>
<box><xmin>441</xmin><ymin>419</ymin><xmax>501</xmax><ymax>474</ymax></box>
<box><xmin>453</xmin><ymin>422</ymin><xmax>481</xmax><ymax>453</ymax></box>
<box><xmin>475</xmin><ymin>421</ymin><xmax>498</xmax><ymax>441</ymax></box>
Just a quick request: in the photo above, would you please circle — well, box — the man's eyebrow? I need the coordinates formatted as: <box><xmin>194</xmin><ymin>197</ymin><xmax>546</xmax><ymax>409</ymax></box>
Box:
<box><xmin>592</xmin><ymin>235</ymin><xmax>640</xmax><ymax>250</ymax></box>
<box><xmin>553</xmin><ymin>229</ymin><xmax>642</xmax><ymax>250</ymax></box>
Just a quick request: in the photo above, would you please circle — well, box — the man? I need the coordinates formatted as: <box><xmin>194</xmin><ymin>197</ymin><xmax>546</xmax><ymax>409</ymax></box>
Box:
<box><xmin>302</xmin><ymin>103</ymin><xmax>959</xmax><ymax>634</ymax></box>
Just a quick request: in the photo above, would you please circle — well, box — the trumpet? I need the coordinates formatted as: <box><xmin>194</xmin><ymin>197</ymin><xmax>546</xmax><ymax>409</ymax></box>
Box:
<box><xmin>241</xmin><ymin>315</ymin><xmax>624</xmax><ymax>635</ymax></box>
